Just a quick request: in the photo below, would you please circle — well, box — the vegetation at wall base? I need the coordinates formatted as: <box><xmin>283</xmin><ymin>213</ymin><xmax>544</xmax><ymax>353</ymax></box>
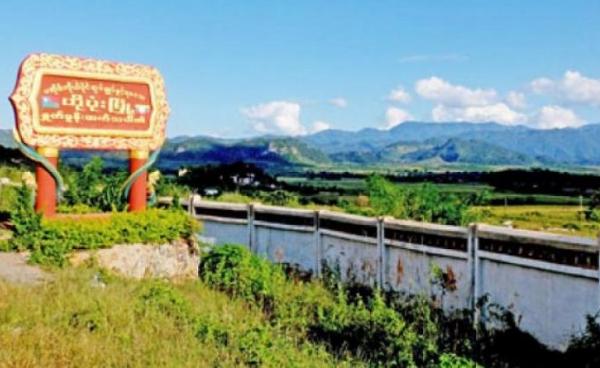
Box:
<box><xmin>199</xmin><ymin>244</ymin><xmax>481</xmax><ymax>367</ymax></box>
<box><xmin>8</xmin><ymin>185</ymin><xmax>199</xmax><ymax>267</ymax></box>
<box><xmin>199</xmin><ymin>244</ymin><xmax>600</xmax><ymax>368</ymax></box>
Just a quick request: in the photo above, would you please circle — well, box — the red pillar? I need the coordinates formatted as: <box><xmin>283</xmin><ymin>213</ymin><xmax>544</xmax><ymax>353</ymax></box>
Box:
<box><xmin>35</xmin><ymin>147</ymin><xmax>59</xmax><ymax>217</ymax></box>
<box><xmin>129</xmin><ymin>149</ymin><xmax>148</xmax><ymax>212</ymax></box>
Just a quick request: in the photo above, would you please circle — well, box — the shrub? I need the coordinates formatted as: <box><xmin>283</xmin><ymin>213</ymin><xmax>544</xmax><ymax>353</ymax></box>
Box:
<box><xmin>311</xmin><ymin>291</ymin><xmax>419</xmax><ymax>367</ymax></box>
<box><xmin>61</xmin><ymin>158</ymin><xmax>128</xmax><ymax>211</ymax></box>
<box><xmin>198</xmin><ymin>244</ymin><xmax>468</xmax><ymax>367</ymax></box>
<box><xmin>11</xmin><ymin>209</ymin><xmax>199</xmax><ymax>267</ymax></box>
<box><xmin>0</xmin><ymin>184</ymin><xmax>17</xmax><ymax>213</ymax></box>
<box><xmin>156</xmin><ymin>176</ymin><xmax>190</xmax><ymax>198</ymax></box>
<box><xmin>199</xmin><ymin>244</ymin><xmax>286</xmax><ymax>307</ymax></box>
<box><xmin>258</xmin><ymin>190</ymin><xmax>299</xmax><ymax>206</ymax></box>
<box><xmin>564</xmin><ymin>315</ymin><xmax>600</xmax><ymax>367</ymax></box>
<box><xmin>438</xmin><ymin>353</ymin><xmax>481</xmax><ymax>368</ymax></box>
<box><xmin>9</xmin><ymin>184</ymin><xmax>42</xmax><ymax>251</ymax></box>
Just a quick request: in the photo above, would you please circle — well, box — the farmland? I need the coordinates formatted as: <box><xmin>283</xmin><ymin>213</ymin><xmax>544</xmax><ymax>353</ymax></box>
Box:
<box><xmin>479</xmin><ymin>205</ymin><xmax>597</xmax><ymax>237</ymax></box>
<box><xmin>277</xmin><ymin>175</ymin><xmax>598</xmax><ymax>236</ymax></box>
<box><xmin>278</xmin><ymin>176</ymin><xmax>587</xmax><ymax>206</ymax></box>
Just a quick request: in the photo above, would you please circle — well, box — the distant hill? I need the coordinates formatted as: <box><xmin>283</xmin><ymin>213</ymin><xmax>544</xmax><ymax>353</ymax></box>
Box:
<box><xmin>302</xmin><ymin>122</ymin><xmax>600</xmax><ymax>166</ymax></box>
<box><xmin>0</xmin><ymin>130</ymin><xmax>14</xmax><ymax>149</ymax></box>
<box><xmin>302</xmin><ymin>122</ymin><xmax>527</xmax><ymax>154</ymax></box>
<box><xmin>459</xmin><ymin>124</ymin><xmax>600</xmax><ymax>165</ymax></box>
<box><xmin>160</xmin><ymin>136</ymin><xmax>330</xmax><ymax>171</ymax></box>
<box><xmin>3</xmin><ymin>121</ymin><xmax>600</xmax><ymax>170</ymax></box>
<box><xmin>390</xmin><ymin>138</ymin><xmax>537</xmax><ymax>165</ymax></box>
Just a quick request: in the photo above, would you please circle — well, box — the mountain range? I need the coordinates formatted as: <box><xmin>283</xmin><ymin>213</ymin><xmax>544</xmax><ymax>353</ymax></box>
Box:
<box><xmin>3</xmin><ymin>121</ymin><xmax>600</xmax><ymax>170</ymax></box>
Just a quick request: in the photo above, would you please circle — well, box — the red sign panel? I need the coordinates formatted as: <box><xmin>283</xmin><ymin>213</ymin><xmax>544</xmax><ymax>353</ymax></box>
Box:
<box><xmin>11</xmin><ymin>53</ymin><xmax>169</xmax><ymax>151</ymax></box>
<box><xmin>38</xmin><ymin>74</ymin><xmax>153</xmax><ymax>131</ymax></box>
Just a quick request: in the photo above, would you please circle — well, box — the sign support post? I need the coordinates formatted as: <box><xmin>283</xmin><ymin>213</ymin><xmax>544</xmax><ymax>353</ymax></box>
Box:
<box><xmin>129</xmin><ymin>149</ymin><xmax>148</xmax><ymax>212</ymax></box>
<box><xmin>35</xmin><ymin>147</ymin><xmax>58</xmax><ymax>216</ymax></box>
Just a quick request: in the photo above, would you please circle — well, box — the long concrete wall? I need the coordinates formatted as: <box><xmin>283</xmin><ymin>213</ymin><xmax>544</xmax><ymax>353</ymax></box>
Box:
<box><xmin>166</xmin><ymin>198</ymin><xmax>600</xmax><ymax>350</ymax></box>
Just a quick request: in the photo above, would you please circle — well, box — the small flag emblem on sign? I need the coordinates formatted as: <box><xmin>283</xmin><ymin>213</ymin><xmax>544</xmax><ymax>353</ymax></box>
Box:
<box><xmin>41</xmin><ymin>96</ymin><xmax>60</xmax><ymax>109</ymax></box>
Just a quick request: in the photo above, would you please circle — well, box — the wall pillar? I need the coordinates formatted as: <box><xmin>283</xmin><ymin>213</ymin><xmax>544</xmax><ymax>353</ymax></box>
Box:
<box><xmin>468</xmin><ymin>223</ymin><xmax>480</xmax><ymax>329</ymax></box>
<box><xmin>129</xmin><ymin>149</ymin><xmax>148</xmax><ymax>212</ymax></box>
<box><xmin>314</xmin><ymin>210</ymin><xmax>322</xmax><ymax>277</ymax></box>
<box><xmin>376</xmin><ymin>217</ymin><xmax>386</xmax><ymax>288</ymax></box>
<box><xmin>35</xmin><ymin>147</ymin><xmax>59</xmax><ymax>217</ymax></box>
<box><xmin>248</xmin><ymin>203</ymin><xmax>255</xmax><ymax>251</ymax></box>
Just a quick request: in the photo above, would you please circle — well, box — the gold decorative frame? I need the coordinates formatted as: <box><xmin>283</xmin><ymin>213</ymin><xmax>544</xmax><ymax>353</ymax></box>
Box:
<box><xmin>10</xmin><ymin>53</ymin><xmax>170</xmax><ymax>151</ymax></box>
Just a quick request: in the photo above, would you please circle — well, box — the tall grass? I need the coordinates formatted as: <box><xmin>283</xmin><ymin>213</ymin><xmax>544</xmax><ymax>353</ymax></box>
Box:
<box><xmin>0</xmin><ymin>268</ymin><xmax>354</xmax><ymax>367</ymax></box>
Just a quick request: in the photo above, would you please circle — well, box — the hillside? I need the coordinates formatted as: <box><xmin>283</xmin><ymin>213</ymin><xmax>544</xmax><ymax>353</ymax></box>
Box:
<box><xmin>302</xmin><ymin>122</ymin><xmax>600</xmax><ymax>166</ymax></box>
<box><xmin>160</xmin><ymin>136</ymin><xmax>330</xmax><ymax>171</ymax></box>
<box><xmin>390</xmin><ymin>138</ymin><xmax>537</xmax><ymax>165</ymax></box>
<box><xmin>460</xmin><ymin>124</ymin><xmax>600</xmax><ymax>164</ymax></box>
<box><xmin>3</xmin><ymin>121</ymin><xmax>600</xmax><ymax>169</ymax></box>
<box><xmin>302</xmin><ymin>122</ymin><xmax>528</xmax><ymax>154</ymax></box>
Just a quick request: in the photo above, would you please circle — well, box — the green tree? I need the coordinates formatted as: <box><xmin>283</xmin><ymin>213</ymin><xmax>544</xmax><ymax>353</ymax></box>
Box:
<box><xmin>365</xmin><ymin>174</ymin><xmax>406</xmax><ymax>218</ymax></box>
<box><xmin>366</xmin><ymin>175</ymin><xmax>472</xmax><ymax>225</ymax></box>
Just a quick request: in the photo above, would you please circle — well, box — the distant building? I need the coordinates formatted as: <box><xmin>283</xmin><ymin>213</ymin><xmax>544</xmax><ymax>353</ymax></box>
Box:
<box><xmin>204</xmin><ymin>188</ymin><xmax>219</xmax><ymax>196</ymax></box>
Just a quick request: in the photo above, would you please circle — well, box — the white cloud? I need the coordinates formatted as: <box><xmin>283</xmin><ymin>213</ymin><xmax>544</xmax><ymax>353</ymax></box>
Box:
<box><xmin>506</xmin><ymin>91</ymin><xmax>526</xmax><ymax>109</ymax></box>
<box><xmin>432</xmin><ymin>103</ymin><xmax>526</xmax><ymax>125</ymax></box>
<box><xmin>562</xmin><ymin>70</ymin><xmax>600</xmax><ymax>106</ymax></box>
<box><xmin>311</xmin><ymin>120</ymin><xmax>331</xmax><ymax>133</ymax></box>
<box><xmin>530</xmin><ymin>77</ymin><xmax>554</xmax><ymax>94</ymax></box>
<box><xmin>535</xmin><ymin>105</ymin><xmax>583</xmax><ymax>129</ymax></box>
<box><xmin>387</xmin><ymin>86</ymin><xmax>411</xmax><ymax>103</ymax></box>
<box><xmin>242</xmin><ymin>101</ymin><xmax>306</xmax><ymax>135</ymax></box>
<box><xmin>329</xmin><ymin>97</ymin><xmax>348</xmax><ymax>108</ymax></box>
<box><xmin>384</xmin><ymin>107</ymin><xmax>413</xmax><ymax>129</ymax></box>
<box><xmin>415</xmin><ymin>76</ymin><xmax>497</xmax><ymax>107</ymax></box>
<box><xmin>530</xmin><ymin>71</ymin><xmax>600</xmax><ymax>106</ymax></box>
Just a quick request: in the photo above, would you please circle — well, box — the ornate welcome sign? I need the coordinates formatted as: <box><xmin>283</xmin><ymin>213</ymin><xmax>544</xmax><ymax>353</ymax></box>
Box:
<box><xmin>10</xmin><ymin>53</ymin><xmax>170</xmax><ymax>215</ymax></box>
<box><xmin>11</xmin><ymin>53</ymin><xmax>169</xmax><ymax>150</ymax></box>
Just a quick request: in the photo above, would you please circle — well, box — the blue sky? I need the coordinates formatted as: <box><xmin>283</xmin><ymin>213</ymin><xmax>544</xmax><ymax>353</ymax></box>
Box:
<box><xmin>0</xmin><ymin>0</ymin><xmax>599</xmax><ymax>137</ymax></box>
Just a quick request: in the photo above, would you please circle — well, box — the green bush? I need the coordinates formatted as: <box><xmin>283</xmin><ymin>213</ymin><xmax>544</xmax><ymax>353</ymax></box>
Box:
<box><xmin>312</xmin><ymin>291</ymin><xmax>419</xmax><ymax>367</ymax></box>
<box><xmin>198</xmin><ymin>244</ymin><xmax>480</xmax><ymax>367</ymax></box>
<box><xmin>11</xmin><ymin>207</ymin><xmax>199</xmax><ymax>267</ymax></box>
<box><xmin>0</xmin><ymin>185</ymin><xmax>17</xmax><ymax>213</ymax></box>
<box><xmin>9</xmin><ymin>184</ymin><xmax>42</xmax><ymax>251</ymax></box>
<box><xmin>61</xmin><ymin>158</ymin><xmax>128</xmax><ymax>212</ymax></box>
<box><xmin>258</xmin><ymin>190</ymin><xmax>300</xmax><ymax>206</ymax></box>
<box><xmin>199</xmin><ymin>244</ymin><xmax>286</xmax><ymax>307</ymax></box>
<box><xmin>438</xmin><ymin>353</ymin><xmax>481</xmax><ymax>368</ymax></box>
<box><xmin>564</xmin><ymin>315</ymin><xmax>600</xmax><ymax>367</ymax></box>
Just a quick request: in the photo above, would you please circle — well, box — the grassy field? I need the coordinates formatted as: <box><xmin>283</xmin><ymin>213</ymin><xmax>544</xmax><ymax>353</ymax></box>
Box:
<box><xmin>478</xmin><ymin>205</ymin><xmax>599</xmax><ymax>237</ymax></box>
<box><xmin>279</xmin><ymin>177</ymin><xmax>586</xmax><ymax>206</ymax></box>
<box><xmin>0</xmin><ymin>267</ymin><xmax>355</xmax><ymax>368</ymax></box>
